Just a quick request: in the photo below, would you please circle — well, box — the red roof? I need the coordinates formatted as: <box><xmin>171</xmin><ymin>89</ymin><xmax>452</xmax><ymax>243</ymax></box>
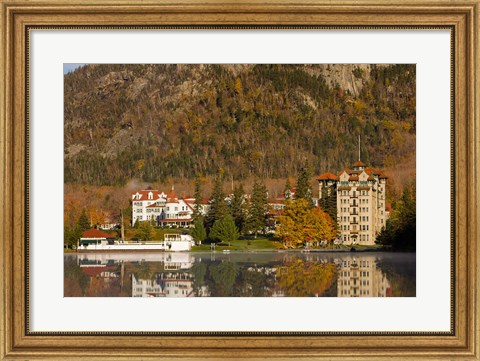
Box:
<box><xmin>317</xmin><ymin>172</ymin><xmax>339</xmax><ymax>181</ymax></box>
<box><xmin>146</xmin><ymin>203</ymin><xmax>162</xmax><ymax>208</ymax></box>
<box><xmin>131</xmin><ymin>190</ymin><xmax>163</xmax><ymax>201</ymax></box>
<box><xmin>166</xmin><ymin>187</ymin><xmax>178</xmax><ymax>202</ymax></box>
<box><xmin>365</xmin><ymin>167</ymin><xmax>388</xmax><ymax>178</ymax></box>
<box><xmin>82</xmin><ymin>266</ymin><xmax>117</xmax><ymax>277</ymax></box>
<box><xmin>353</xmin><ymin>161</ymin><xmax>366</xmax><ymax>167</ymax></box>
<box><xmin>81</xmin><ymin>229</ymin><xmax>115</xmax><ymax>239</ymax></box>
<box><xmin>349</xmin><ymin>175</ymin><xmax>359</xmax><ymax>181</ymax></box>
<box><xmin>184</xmin><ymin>202</ymin><xmax>195</xmax><ymax>211</ymax></box>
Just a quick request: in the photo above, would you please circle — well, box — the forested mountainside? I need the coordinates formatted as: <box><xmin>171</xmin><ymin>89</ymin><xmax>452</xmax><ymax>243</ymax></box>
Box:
<box><xmin>64</xmin><ymin>64</ymin><xmax>415</xmax><ymax>186</ymax></box>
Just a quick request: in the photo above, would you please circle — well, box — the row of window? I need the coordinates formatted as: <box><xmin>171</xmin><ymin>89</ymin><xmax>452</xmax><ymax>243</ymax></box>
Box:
<box><xmin>341</xmin><ymin>260</ymin><xmax>370</xmax><ymax>268</ymax></box>
<box><xmin>340</xmin><ymin>198</ymin><xmax>370</xmax><ymax>205</ymax></box>
<box><xmin>340</xmin><ymin>289</ymin><xmax>371</xmax><ymax>296</ymax></box>
<box><xmin>136</xmin><ymin>206</ymin><xmax>189</xmax><ymax>213</ymax></box>
<box><xmin>340</xmin><ymin>225</ymin><xmax>370</xmax><ymax>231</ymax></box>
<box><xmin>339</xmin><ymin>190</ymin><xmax>371</xmax><ymax>196</ymax></box>
<box><xmin>341</xmin><ymin>234</ymin><xmax>370</xmax><ymax>242</ymax></box>
<box><xmin>339</xmin><ymin>216</ymin><xmax>370</xmax><ymax>224</ymax></box>
<box><xmin>339</xmin><ymin>207</ymin><xmax>371</xmax><ymax>213</ymax></box>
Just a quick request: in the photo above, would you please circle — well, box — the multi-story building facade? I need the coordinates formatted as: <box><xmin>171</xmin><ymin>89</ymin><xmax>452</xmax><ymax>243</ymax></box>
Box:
<box><xmin>317</xmin><ymin>160</ymin><xmax>388</xmax><ymax>245</ymax></box>
<box><xmin>131</xmin><ymin>187</ymin><xmax>194</xmax><ymax>227</ymax></box>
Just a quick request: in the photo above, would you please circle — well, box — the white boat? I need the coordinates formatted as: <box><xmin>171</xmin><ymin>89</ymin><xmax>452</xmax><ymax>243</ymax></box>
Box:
<box><xmin>77</xmin><ymin>231</ymin><xmax>194</xmax><ymax>252</ymax></box>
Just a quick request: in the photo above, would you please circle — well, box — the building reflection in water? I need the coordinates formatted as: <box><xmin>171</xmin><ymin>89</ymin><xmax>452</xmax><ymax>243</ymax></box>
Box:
<box><xmin>335</xmin><ymin>255</ymin><xmax>391</xmax><ymax>297</ymax></box>
<box><xmin>132</xmin><ymin>272</ymin><xmax>210</xmax><ymax>297</ymax></box>
<box><xmin>69</xmin><ymin>252</ymin><xmax>405</xmax><ymax>298</ymax></box>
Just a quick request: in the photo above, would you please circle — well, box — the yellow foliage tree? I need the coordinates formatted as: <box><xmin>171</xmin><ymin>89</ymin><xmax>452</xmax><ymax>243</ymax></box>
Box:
<box><xmin>234</xmin><ymin>77</ymin><xmax>243</xmax><ymax>96</ymax></box>
<box><xmin>275</xmin><ymin>199</ymin><xmax>337</xmax><ymax>248</ymax></box>
<box><xmin>88</xmin><ymin>208</ymin><xmax>106</xmax><ymax>227</ymax></box>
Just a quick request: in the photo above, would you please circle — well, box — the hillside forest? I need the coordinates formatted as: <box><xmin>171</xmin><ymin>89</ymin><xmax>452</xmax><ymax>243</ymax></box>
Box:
<box><xmin>64</xmin><ymin>64</ymin><xmax>416</xmax><ymax>246</ymax></box>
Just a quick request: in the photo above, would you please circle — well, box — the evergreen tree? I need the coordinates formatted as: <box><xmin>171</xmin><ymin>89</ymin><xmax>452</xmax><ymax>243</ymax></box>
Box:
<box><xmin>376</xmin><ymin>182</ymin><xmax>416</xmax><ymax>251</ymax></box>
<box><xmin>133</xmin><ymin>218</ymin><xmax>140</xmax><ymax>229</ymax></box>
<box><xmin>193</xmin><ymin>176</ymin><xmax>203</xmax><ymax>219</ymax></box>
<box><xmin>319</xmin><ymin>184</ymin><xmax>337</xmax><ymax>227</ymax></box>
<box><xmin>245</xmin><ymin>180</ymin><xmax>268</xmax><ymax>238</ymax></box>
<box><xmin>190</xmin><ymin>217</ymin><xmax>207</xmax><ymax>244</ymax></box>
<box><xmin>209</xmin><ymin>214</ymin><xmax>239</xmax><ymax>244</ymax></box>
<box><xmin>284</xmin><ymin>178</ymin><xmax>292</xmax><ymax>199</ymax></box>
<box><xmin>230</xmin><ymin>184</ymin><xmax>246</xmax><ymax>233</ymax></box>
<box><xmin>77</xmin><ymin>209</ymin><xmax>90</xmax><ymax>231</ymax></box>
<box><xmin>296</xmin><ymin>165</ymin><xmax>313</xmax><ymax>206</ymax></box>
<box><xmin>135</xmin><ymin>221</ymin><xmax>154</xmax><ymax>242</ymax></box>
<box><xmin>206</xmin><ymin>172</ymin><xmax>228</xmax><ymax>230</ymax></box>
<box><xmin>64</xmin><ymin>225</ymin><xmax>82</xmax><ymax>249</ymax></box>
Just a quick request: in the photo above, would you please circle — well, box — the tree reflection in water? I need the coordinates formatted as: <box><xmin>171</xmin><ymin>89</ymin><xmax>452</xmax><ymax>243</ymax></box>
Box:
<box><xmin>277</xmin><ymin>259</ymin><xmax>337</xmax><ymax>297</ymax></box>
<box><xmin>64</xmin><ymin>252</ymin><xmax>416</xmax><ymax>297</ymax></box>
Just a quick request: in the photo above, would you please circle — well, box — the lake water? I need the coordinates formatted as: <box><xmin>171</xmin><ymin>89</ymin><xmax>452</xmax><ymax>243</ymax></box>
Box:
<box><xmin>64</xmin><ymin>251</ymin><xmax>415</xmax><ymax>297</ymax></box>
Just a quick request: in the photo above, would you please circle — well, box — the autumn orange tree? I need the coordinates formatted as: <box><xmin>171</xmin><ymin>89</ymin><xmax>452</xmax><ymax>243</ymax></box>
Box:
<box><xmin>275</xmin><ymin>198</ymin><xmax>337</xmax><ymax>248</ymax></box>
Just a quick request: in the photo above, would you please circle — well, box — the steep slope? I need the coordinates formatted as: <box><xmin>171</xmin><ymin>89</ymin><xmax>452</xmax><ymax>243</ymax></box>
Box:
<box><xmin>64</xmin><ymin>64</ymin><xmax>415</xmax><ymax>185</ymax></box>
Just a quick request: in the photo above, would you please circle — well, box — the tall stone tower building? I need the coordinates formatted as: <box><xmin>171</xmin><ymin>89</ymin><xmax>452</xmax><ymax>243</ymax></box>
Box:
<box><xmin>317</xmin><ymin>161</ymin><xmax>388</xmax><ymax>245</ymax></box>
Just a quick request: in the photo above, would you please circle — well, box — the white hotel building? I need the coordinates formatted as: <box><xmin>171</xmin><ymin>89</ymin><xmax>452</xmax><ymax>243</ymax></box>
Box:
<box><xmin>317</xmin><ymin>160</ymin><xmax>388</xmax><ymax>245</ymax></box>
<box><xmin>131</xmin><ymin>188</ymin><xmax>194</xmax><ymax>227</ymax></box>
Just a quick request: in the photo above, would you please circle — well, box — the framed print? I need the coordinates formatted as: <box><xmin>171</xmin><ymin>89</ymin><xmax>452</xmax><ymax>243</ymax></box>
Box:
<box><xmin>1</xmin><ymin>0</ymin><xmax>479</xmax><ymax>359</ymax></box>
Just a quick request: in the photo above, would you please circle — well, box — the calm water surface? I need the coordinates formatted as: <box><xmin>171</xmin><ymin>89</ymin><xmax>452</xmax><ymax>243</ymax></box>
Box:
<box><xmin>64</xmin><ymin>251</ymin><xmax>415</xmax><ymax>297</ymax></box>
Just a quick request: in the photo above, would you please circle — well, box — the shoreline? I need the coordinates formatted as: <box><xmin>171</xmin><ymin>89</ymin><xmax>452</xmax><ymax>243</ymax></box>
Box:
<box><xmin>65</xmin><ymin>247</ymin><xmax>415</xmax><ymax>254</ymax></box>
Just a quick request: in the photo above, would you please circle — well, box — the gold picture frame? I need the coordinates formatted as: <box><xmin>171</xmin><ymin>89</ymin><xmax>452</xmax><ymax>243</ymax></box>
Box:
<box><xmin>1</xmin><ymin>0</ymin><xmax>478</xmax><ymax>359</ymax></box>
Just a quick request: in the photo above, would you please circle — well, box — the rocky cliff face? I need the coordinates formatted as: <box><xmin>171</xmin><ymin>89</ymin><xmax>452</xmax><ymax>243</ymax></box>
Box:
<box><xmin>303</xmin><ymin>64</ymin><xmax>372</xmax><ymax>97</ymax></box>
<box><xmin>64</xmin><ymin>64</ymin><xmax>415</xmax><ymax>186</ymax></box>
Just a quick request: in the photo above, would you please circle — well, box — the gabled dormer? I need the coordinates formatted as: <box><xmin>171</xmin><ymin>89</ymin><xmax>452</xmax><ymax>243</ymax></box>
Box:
<box><xmin>339</xmin><ymin>171</ymin><xmax>349</xmax><ymax>183</ymax></box>
<box><xmin>359</xmin><ymin>171</ymin><xmax>369</xmax><ymax>182</ymax></box>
